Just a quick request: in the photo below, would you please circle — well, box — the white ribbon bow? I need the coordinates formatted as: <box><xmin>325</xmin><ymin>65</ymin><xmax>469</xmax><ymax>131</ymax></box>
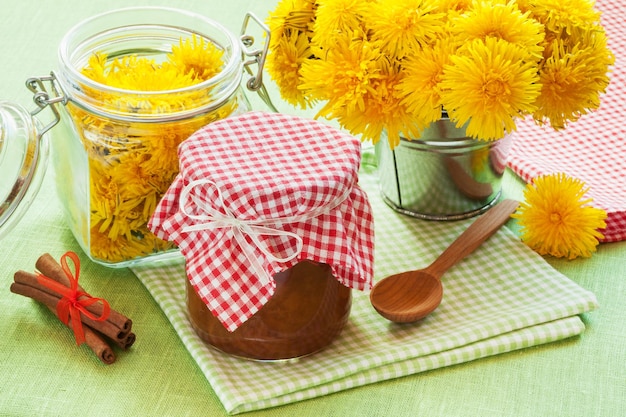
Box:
<box><xmin>179</xmin><ymin>179</ymin><xmax>351</xmax><ymax>286</ymax></box>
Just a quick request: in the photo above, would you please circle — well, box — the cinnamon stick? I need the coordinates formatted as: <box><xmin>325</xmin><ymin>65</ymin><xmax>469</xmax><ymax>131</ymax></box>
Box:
<box><xmin>101</xmin><ymin>332</ymin><xmax>135</xmax><ymax>350</ymax></box>
<box><xmin>11</xmin><ymin>273</ymin><xmax>126</xmax><ymax>344</ymax></box>
<box><xmin>10</xmin><ymin>282</ymin><xmax>115</xmax><ymax>364</ymax></box>
<box><xmin>35</xmin><ymin>253</ymin><xmax>132</xmax><ymax>336</ymax></box>
<box><xmin>45</xmin><ymin>305</ymin><xmax>116</xmax><ymax>365</ymax></box>
<box><xmin>120</xmin><ymin>332</ymin><xmax>136</xmax><ymax>350</ymax></box>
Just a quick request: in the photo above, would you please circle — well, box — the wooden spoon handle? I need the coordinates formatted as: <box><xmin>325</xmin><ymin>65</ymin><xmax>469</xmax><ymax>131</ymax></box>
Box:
<box><xmin>425</xmin><ymin>199</ymin><xmax>519</xmax><ymax>279</ymax></box>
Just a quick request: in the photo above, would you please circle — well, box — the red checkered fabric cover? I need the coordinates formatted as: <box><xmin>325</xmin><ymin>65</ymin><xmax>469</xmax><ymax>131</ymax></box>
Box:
<box><xmin>149</xmin><ymin>111</ymin><xmax>375</xmax><ymax>331</ymax></box>
<box><xmin>508</xmin><ymin>0</ymin><xmax>626</xmax><ymax>242</ymax></box>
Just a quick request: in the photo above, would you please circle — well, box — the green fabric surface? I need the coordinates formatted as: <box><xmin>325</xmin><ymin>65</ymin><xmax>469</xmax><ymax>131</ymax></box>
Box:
<box><xmin>1</xmin><ymin>1</ymin><xmax>625</xmax><ymax>417</ymax></box>
<box><xmin>132</xmin><ymin>151</ymin><xmax>597</xmax><ymax>414</ymax></box>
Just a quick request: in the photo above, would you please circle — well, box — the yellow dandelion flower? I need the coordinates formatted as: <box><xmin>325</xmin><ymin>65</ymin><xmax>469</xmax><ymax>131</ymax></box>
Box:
<box><xmin>81</xmin><ymin>52</ymin><xmax>109</xmax><ymax>85</ymax></box>
<box><xmin>364</xmin><ymin>0</ymin><xmax>445</xmax><ymax>58</ymax></box>
<box><xmin>312</xmin><ymin>0</ymin><xmax>369</xmax><ymax>49</ymax></box>
<box><xmin>533</xmin><ymin>32</ymin><xmax>614</xmax><ymax>129</ymax></box>
<box><xmin>340</xmin><ymin>67</ymin><xmax>423</xmax><ymax>148</ymax></box>
<box><xmin>522</xmin><ymin>0</ymin><xmax>601</xmax><ymax>35</ymax></box>
<box><xmin>434</xmin><ymin>0</ymin><xmax>473</xmax><ymax>14</ymax></box>
<box><xmin>266</xmin><ymin>0</ymin><xmax>317</xmax><ymax>39</ymax></box>
<box><xmin>97</xmin><ymin>55</ymin><xmax>195</xmax><ymax>92</ymax></box>
<box><xmin>89</xmin><ymin>172</ymin><xmax>129</xmax><ymax>240</ymax></box>
<box><xmin>89</xmin><ymin>231</ymin><xmax>130</xmax><ymax>263</ymax></box>
<box><xmin>440</xmin><ymin>37</ymin><xmax>541</xmax><ymax>141</ymax></box>
<box><xmin>79</xmin><ymin>36</ymin><xmax>226</xmax><ymax>115</ymax></box>
<box><xmin>168</xmin><ymin>34</ymin><xmax>225</xmax><ymax>81</ymax></box>
<box><xmin>111</xmin><ymin>151</ymin><xmax>157</xmax><ymax>198</ymax></box>
<box><xmin>512</xmin><ymin>173</ymin><xmax>607</xmax><ymax>259</ymax></box>
<box><xmin>450</xmin><ymin>0</ymin><xmax>545</xmax><ymax>60</ymax></box>
<box><xmin>140</xmin><ymin>125</ymin><xmax>196</xmax><ymax>176</ymax></box>
<box><xmin>80</xmin><ymin>54</ymin><xmax>196</xmax><ymax>114</ymax></box>
<box><xmin>300</xmin><ymin>35</ymin><xmax>419</xmax><ymax>147</ymax></box>
<box><xmin>398</xmin><ymin>38</ymin><xmax>459</xmax><ymax>126</ymax></box>
<box><xmin>299</xmin><ymin>36</ymin><xmax>383</xmax><ymax>117</ymax></box>
<box><xmin>266</xmin><ymin>31</ymin><xmax>312</xmax><ymax>109</ymax></box>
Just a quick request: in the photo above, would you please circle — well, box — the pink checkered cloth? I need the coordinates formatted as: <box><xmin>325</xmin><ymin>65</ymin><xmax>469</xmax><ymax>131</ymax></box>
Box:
<box><xmin>508</xmin><ymin>0</ymin><xmax>626</xmax><ymax>242</ymax></box>
<box><xmin>149</xmin><ymin>111</ymin><xmax>375</xmax><ymax>331</ymax></box>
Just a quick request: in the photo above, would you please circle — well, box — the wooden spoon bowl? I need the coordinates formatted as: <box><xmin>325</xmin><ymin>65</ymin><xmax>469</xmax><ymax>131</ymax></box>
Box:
<box><xmin>370</xmin><ymin>199</ymin><xmax>519</xmax><ymax>323</ymax></box>
<box><xmin>370</xmin><ymin>270</ymin><xmax>443</xmax><ymax>323</ymax></box>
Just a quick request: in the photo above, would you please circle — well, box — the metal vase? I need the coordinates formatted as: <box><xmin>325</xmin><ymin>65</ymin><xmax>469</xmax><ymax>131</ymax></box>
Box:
<box><xmin>375</xmin><ymin>118</ymin><xmax>512</xmax><ymax>220</ymax></box>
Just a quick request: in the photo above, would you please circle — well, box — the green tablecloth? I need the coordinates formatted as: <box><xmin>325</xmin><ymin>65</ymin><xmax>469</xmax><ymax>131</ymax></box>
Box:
<box><xmin>1</xmin><ymin>1</ymin><xmax>625</xmax><ymax>416</ymax></box>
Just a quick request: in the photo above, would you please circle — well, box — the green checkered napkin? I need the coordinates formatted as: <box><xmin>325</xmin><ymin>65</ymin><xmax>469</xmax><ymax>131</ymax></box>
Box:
<box><xmin>132</xmin><ymin>155</ymin><xmax>597</xmax><ymax>415</ymax></box>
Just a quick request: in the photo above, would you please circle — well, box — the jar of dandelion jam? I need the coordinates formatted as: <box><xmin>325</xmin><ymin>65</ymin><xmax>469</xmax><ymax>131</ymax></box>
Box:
<box><xmin>149</xmin><ymin>111</ymin><xmax>376</xmax><ymax>360</ymax></box>
<box><xmin>20</xmin><ymin>7</ymin><xmax>275</xmax><ymax>266</ymax></box>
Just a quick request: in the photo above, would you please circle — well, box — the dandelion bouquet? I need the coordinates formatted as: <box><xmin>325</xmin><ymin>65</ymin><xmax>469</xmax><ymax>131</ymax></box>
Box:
<box><xmin>266</xmin><ymin>0</ymin><xmax>614</xmax><ymax>149</ymax></box>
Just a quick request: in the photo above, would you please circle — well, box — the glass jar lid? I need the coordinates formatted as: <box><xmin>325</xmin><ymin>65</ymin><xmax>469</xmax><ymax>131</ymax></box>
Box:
<box><xmin>0</xmin><ymin>100</ymin><xmax>49</xmax><ymax>239</ymax></box>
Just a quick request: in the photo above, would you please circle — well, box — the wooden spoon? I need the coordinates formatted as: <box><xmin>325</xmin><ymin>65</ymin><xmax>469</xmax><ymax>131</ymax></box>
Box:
<box><xmin>370</xmin><ymin>199</ymin><xmax>519</xmax><ymax>323</ymax></box>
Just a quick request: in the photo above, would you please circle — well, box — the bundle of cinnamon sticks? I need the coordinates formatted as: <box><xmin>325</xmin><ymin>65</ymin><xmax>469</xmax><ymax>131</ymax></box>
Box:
<box><xmin>10</xmin><ymin>252</ymin><xmax>135</xmax><ymax>364</ymax></box>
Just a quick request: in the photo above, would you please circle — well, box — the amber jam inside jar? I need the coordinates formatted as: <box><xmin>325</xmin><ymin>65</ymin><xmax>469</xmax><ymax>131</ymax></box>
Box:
<box><xmin>186</xmin><ymin>261</ymin><xmax>352</xmax><ymax>360</ymax></box>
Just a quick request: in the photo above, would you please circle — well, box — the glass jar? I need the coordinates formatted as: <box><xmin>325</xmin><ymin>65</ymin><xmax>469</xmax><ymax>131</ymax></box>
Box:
<box><xmin>6</xmin><ymin>7</ymin><xmax>274</xmax><ymax>266</ymax></box>
<box><xmin>186</xmin><ymin>261</ymin><xmax>352</xmax><ymax>361</ymax></box>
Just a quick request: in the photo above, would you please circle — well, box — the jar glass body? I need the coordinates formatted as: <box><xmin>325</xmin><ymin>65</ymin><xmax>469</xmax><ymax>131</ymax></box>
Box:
<box><xmin>186</xmin><ymin>261</ymin><xmax>352</xmax><ymax>361</ymax></box>
<box><xmin>52</xmin><ymin>7</ymin><xmax>250</xmax><ymax>266</ymax></box>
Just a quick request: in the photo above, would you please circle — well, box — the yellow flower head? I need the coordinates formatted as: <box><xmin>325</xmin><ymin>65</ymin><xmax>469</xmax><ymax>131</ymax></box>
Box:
<box><xmin>512</xmin><ymin>173</ymin><xmax>607</xmax><ymax>259</ymax></box>
<box><xmin>522</xmin><ymin>0</ymin><xmax>602</xmax><ymax>36</ymax></box>
<box><xmin>450</xmin><ymin>0</ymin><xmax>545</xmax><ymax>60</ymax></box>
<box><xmin>440</xmin><ymin>37</ymin><xmax>541</xmax><ymax>140</ymax></box>
<box><xmin>341</xmin><ymin>66</ymin><xmax>423</xmax><ymax>148</ymax></box>
<box><xmin>399</xmin><ymin>38</ymin><xmax>459</xmax><ymax>126</ymax></box>
<box><xmin>533</xmin><ymin>30</ymin><xmax>614</xmax><ymax>129</ymax></box>
<box><xmin>83</xmin><ymin>54</ymin><xmax>195</xmax><ymax>92</ymax></box>
<box><xmin>266</xmin><ymin>31</ymin><xmax>312</xmax><ymax>109</ymax></box>
<box><xmin>299</xmin><ymin>35</ymin><xmax>383</xmax><ymax>117</ymax></box>
<box><xmin>80</xmin><ymin>35</ymin><xmax>226</xmax><ymax>115</ymax></box>
<box><xmin>299</xmin><ymin>35</ymin><xmax>420</xmax><ymax>146</ymax></box>
<box><xmin>168</xmin><ymin>34</ymin><xmax>225</xmax><ymax>82</ymax></box>
<box><xmin>267</xmin><ymin>0</ymin><xmax>317</xmax><ymax>38</ymax></box>
<box><xmin>365</xmin><ymin>0</ymin><xmax>445</xmax><ymax>59</ymax></box>
<box><xmin>312</xmin><ymin>0</ymin><xmax>369</xmax><ymax>49</ymax></box>
<box><xmin>434</xmin><ymin>0</ymin><xmax>473</xmax><ymax>14</ymax></box>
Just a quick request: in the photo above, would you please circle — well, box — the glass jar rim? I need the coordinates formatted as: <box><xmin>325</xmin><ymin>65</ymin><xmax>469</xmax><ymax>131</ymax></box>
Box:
<box><xmin>57</xmin><ymin>6</ymin><xmax>244</xmax><ymax>117</ymax></box>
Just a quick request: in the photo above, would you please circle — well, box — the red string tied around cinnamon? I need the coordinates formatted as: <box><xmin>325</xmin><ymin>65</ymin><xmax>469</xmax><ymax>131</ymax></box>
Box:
<box><xmin>35</xmin><ymin>251</ymin><xmax>110</xmax><ymax>346</ymax></box>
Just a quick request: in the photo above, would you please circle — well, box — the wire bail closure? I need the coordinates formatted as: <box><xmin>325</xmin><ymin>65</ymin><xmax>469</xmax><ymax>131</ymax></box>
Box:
<box><xmin>240</xmin><ymin>12</ymin><xmax>279</xmax><ymax>113</ymax></box>
<box><xmin>25</xmin><ymin>72</ymin><xmax>66</xmax><ymax>139</ymax></box>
